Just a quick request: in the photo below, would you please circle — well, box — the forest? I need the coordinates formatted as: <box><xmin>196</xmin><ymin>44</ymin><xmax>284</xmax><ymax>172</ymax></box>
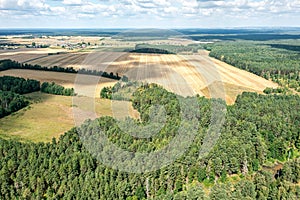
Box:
<box><xmin>0</xmin><ymin>76</ymin><xmax>40</xmax><ymax>94</ymax></box>
<box><xmin>0</xmin><ymin>83</ymin><xmax>299</xmax><ymax>199</ymax></box>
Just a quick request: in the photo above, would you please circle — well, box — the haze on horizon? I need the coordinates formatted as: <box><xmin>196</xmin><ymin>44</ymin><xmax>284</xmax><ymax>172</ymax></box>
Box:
<box><xmin>0</xmin><ymin>0</ymin><xmax>299</xmax><ymax>28</ymax></box>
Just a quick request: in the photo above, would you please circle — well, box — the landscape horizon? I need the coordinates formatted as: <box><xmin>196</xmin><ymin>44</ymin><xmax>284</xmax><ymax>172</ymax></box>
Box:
<box><xmin>0</xmin><ymin>1</ymin><xmax>300</xmax><ymax>198</ymax></box>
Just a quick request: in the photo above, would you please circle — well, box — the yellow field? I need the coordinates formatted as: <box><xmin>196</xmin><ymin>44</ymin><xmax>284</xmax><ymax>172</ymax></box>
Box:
<box><xmin>105</xmin><ymin>52</ymin><xmax>278</xmax><ymax>104</ymax></box>
<box><xmin>0</xmin><ymin>92</ymin><xmax>139</xmax><ymax>142</ymax></box>
<box><xmin>0</xmin><ymin>49</ymin><xmax>278</xmax><ymax>104</ymax></box>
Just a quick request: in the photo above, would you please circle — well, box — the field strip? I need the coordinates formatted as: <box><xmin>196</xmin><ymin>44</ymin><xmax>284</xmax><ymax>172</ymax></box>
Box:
<box><xmin>28</xmin><ymin>53</ymin><xmax>80</xmax><ymax>67</ymax></box>
<box><xmin>212</xmin><ymin>57</ymin><xmax>278</xmax><ymax>89</ymax></box>
<box><xmin>81</xmin><ymin>51</ymin><xmax>115</xmax><ymax>70</ymax></box>
<box><xmin>200</xmin><ymin>54</ymin><xmax>263</xmax><ymax>88</ymax></box>
<box><xmin>86</xmin><ymin>52</ymin><xmax>128</xmax><ymax>72</ymax></box>
<box><xmin>0</xmin><ymin>53</ymin><xmax>48</xmax><ymax>63</ymax></box>
<box><xmin>136</xmin><ymin>54</ymin><xmax>143</xmax><ymax>81</ymax></box>
<box><xmin>22</xmin><ymin>54</ymin><xmax>51</xmax><ymax>63</ymax></box>
<box><xmin>180</xmin><ymin>55</ymin><xmax>222</xmax><ymax>89</ymax></box>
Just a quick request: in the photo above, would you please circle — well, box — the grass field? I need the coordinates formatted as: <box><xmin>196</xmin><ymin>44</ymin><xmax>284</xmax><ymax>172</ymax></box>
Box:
<box><xmin>0</xmin><ymin>92</ymin><xmax>139</xmax><ymax>142</ymax></box>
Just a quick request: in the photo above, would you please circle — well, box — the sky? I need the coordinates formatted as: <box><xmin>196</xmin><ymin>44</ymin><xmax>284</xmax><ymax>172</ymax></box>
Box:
<box><xmin>0</xmin><ymin>0</ymin><xmax>299</xmax><ymax>28</ymax></box>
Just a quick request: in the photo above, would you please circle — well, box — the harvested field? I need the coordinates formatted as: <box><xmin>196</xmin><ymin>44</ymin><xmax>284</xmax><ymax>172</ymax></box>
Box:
<box><xmin>104</xmin><ymin>52</ymin><xmax>278</xmax><ymax>104</ymax></box>
<box><xmin>0</xmin><ymin>48</ymin><xmax>68</xmax><ymax>62</ymax></box>
<box><xmin>0</xmin><ymin>53</ymin><xmax>48</xmax><ymax>63</ymax></box>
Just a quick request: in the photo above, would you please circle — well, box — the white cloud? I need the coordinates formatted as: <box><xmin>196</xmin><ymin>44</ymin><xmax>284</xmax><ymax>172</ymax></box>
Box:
<box><xmin>0</xmin><ymin>0</ymin><xmax>49</xmax><ymax>10</ymax></box>
<box><xmin>62</xmin><ymin>0</ymin><xmax>82</xmax><ymax>5</ymax></box>
<box><xmin>0</xmin><ymin>0</ymin><xmax>299</xmax><ymax>27</ymax></box>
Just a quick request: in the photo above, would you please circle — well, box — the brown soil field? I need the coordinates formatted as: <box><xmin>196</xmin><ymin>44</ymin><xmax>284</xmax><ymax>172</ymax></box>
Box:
<box><xmin>25</xmin><ymin>52</ymin><xmax>127</xmax><ymax>71</ymax></box>
<box><xmin>0</xmin><ymin>53</ymin><xmax>48</xmax><ymax>63</ymax></box>
<box><xmin>0</xmin><ymin>48</ymin><xmax>68</xmax><ymax>62</ymax></box>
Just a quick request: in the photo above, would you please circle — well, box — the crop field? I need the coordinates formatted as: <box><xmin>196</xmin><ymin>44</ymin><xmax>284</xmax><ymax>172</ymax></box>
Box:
<box><xmin>105</xmin><ymin>51</ymin><xmax>278</xmax><ymax>104</ymax></box>
<box><xmin>0</xmin><ymin>47</ymin><xmax>280</xmax><ymax>142</ymax></box>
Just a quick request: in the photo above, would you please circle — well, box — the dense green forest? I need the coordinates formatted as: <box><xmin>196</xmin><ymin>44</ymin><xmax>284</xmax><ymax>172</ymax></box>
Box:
<box><xmin>0</xmin><ymin>59</ymin><xmax>121</xmax><ymax>80</ymax></box>
<box><xmin>205</xmin><ymin>41</ymin><xmax>300</xmax><ymax>91</ymax></box>
<box><xmin>130</xmin><ymin>48</ymin><xmax>174</xmax><ymax>54</ymax></box>
<box><xmin>0</xmin><ymin>76</ymin><xmax>40</xmax><ymax>94</ymax></box>
<box><xmin>41</xmin><ymin>82</ymin><xmax>75</xmax><ymax>96</ymax></box>
<box><xmin>1</xmin><ymin>84</ymin><xmax>299</xmax><ymax>199</ymax></box>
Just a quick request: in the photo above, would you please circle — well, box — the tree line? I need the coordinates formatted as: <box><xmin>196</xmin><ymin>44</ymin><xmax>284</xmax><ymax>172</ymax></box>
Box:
<box><xmin>41</xmin><ymin>82</ymin><xmax>75</xmax><ymax>96</ymax></box>
<box><xmin>0</xmin><ymin>59</ymin><xmax>122</xmax><ymax>80</ymax></box>
<box><xmin>205</xmin><ymin>41</ymin><xmax>300</xmax><ymax>92</ymax></box>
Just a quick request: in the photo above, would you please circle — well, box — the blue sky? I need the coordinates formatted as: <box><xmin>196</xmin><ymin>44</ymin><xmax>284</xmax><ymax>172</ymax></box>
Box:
<box><xmin>0</xmin><ymin>0</ymin><xmax>299</xmax><ymax>28</ymax></box>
